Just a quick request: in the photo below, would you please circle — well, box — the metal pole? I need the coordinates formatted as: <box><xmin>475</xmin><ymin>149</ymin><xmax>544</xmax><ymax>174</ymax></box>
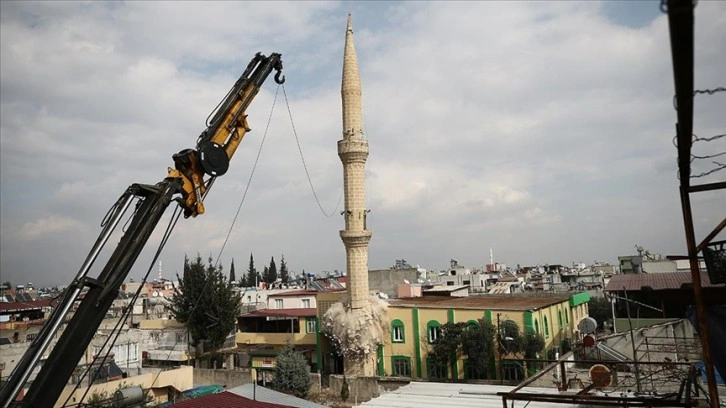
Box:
<box><xmin>623</xmin><ymin>288</ymin><xmax>642</xmax><ymax>393</ymax></box>
<box><xmin>497</xmin><ymin>313</ymin><xmax>503</xmax><ymax>384</ymax></box>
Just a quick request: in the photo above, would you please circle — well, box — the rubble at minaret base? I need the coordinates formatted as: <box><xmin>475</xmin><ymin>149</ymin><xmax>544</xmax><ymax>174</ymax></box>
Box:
<box><xmin>321</xmin><ymin>295</ymin><xmax>389</xmax><ymax>376</ymax></box>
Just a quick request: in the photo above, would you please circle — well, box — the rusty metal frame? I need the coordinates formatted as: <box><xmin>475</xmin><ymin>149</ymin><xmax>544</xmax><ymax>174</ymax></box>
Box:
<box><xmin>499</xmin><ymin>357</ymin><xmax>702</xmax><ymax>407</ymax></box>
<box><xmin>666</xmin><ymin>0</ymin><xmax>723</xmax><ymax>406</ymax></box>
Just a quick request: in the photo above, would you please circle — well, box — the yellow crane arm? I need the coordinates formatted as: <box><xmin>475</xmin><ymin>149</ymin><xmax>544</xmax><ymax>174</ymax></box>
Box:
<box><xmin>168</xmin><ymin>52</ymin><xmax>284</xmax><ymax>218</ymax></box>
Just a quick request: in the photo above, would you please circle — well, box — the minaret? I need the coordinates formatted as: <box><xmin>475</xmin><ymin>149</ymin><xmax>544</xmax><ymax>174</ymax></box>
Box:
<box><xmin>339</xmin><ymin>14</ymin><xmax>372</xmax><ymax>311</ymax></box>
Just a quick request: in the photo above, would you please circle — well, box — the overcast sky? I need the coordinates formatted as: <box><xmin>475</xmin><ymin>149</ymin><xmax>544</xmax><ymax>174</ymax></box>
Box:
<box><xmin>1</xmin><ymin>1</ymin><xmax>724</xmax><ymax>288</ymax></box>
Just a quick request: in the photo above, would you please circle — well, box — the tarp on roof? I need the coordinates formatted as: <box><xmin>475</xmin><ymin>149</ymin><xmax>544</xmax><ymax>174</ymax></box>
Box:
<box><xmin>181</xmin><ymin>384</ymin><xmax>224</xmax><ymax>399</ymax></box>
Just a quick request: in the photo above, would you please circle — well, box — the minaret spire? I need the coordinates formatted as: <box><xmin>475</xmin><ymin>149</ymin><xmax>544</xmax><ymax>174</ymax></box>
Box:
<box><xmin>338</xmin><ymin>13</ymin><xmax>372</xmax><ymax>311</ymax></box>
<box><xmin>342</xmin><ymin>13</ymin><xmax>363</xmax><ymax>142</ymax></box>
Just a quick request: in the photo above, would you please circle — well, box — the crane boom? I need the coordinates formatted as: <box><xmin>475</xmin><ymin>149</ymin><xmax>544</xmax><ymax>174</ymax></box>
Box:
<box><xmin>0</xmin><ymin>52</ymin><xmax>284</xmax><ymax>408</ymax></box>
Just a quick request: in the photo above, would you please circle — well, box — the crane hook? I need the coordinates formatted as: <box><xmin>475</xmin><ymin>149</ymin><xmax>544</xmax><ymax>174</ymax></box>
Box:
<box><xmin>274</xmin><ymin>69</ymin><xmax>285</xmax><ymax>84</ymax></box>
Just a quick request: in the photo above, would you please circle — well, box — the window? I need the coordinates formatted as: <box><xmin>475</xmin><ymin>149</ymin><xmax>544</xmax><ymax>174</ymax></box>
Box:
<box><xmin>464</xmin><ymin>359</ymin><xmax>488</xmax><ymax>380</ymax></box>
<box><xmin>275</xmin><ymin>299</ymin><xmax>283</xmax><ymax>309</ymax></box>
<box><xmin>391</xmin><ymin>319</ymin><xmax>405</xmax><ymax>343</ymax></box>
<box><xmin>306</xmin><ymin>318</ymin><xmax>317</xmax><ymax>333</ymax></box>
<box><xmin>392</xmin><ymin>356</ymin><xmax>411</xmax><ymax>377</ymax></box>
<box><xmin>534</xmin><ymin>319</ymin><xmax>540</xmax><ymax>334</ymax></box>
<box><xmin>558</xmin><ymin>309</ymin><xmax>563</xmax><ymax>328</ymax></box>
<box><xmin>427</xmin><ymin>321</ymin><xmax>441</xmax><ymax>343</ymax></box>
<box><xmin>427</xmin><ymin>358</ymin><xmax>448</xmax><ymax>380</ymax></box>
<box><xmin>544</xmin><ymin>316</ymin><xmax>549</xmax><ymax>337</ymax></box>
<box><xmin>302</xmin><ymin>299</ymin><xmax>311</xmax><ymax>308</ymax></box>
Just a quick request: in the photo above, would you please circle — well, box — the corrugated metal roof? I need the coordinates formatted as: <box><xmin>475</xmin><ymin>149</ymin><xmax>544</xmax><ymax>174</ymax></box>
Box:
<box><xmin>359</xmin><ymin>382</ymin><xmax>578</xmax><ymax>408</ymax></box>
<box><xmin>0</xmin><ymin>299</ymin><xmax>54</xmax><ymax>312</ymax></box>
<box><xmin>388</xmin><ymin>295</ymin><xmax>570</xmax><ymax>311</ymax></box>
<box><xmin>228</xmin><ymin>384</ymin><xmax>326</xmax><ymax>408</ymax></box>
<box><xmin>604</xmin><ymin>271</ymin><xmax>725</xmax><ymax>292</ymax></box>
<box><xmin>170</xmin><ymin>391</ymin><xmax>291</xmax><ymax>407</ymax></box>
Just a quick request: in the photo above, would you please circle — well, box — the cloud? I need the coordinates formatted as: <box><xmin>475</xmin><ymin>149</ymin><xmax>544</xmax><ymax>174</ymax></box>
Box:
<box><xmin>1</xmin><ymin>1</ymin><xmax>724</xmax><ymax>287</ymax></box>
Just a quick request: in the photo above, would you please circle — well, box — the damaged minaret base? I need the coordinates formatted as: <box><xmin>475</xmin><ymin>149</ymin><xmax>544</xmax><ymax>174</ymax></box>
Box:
<box><xmin>322</xmin><ymin>14</ymin><xmax>388</xmax><ymax>377</ymax></box>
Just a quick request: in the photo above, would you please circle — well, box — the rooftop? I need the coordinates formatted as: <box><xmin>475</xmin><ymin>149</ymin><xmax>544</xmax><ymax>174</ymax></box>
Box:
<box><xmin>604</xmin><ymin>271</ymin><xmax>725</xmax><ymax>292</ymax></box>
<box><xmin>240</xmin><ymin>308</ymin><xmax>317</xmax><ymax>318</ymax></box>
<box><xmin>269</xmin><ymin>290</ymin><xmax>319</xmax><ymax>297</ymax></box>
<box><xmin>359</xmin><ymin>382</ymin><xmax>577</xmax><ymax>408</ymax></box>
<box><xmin>168</xmin><ymin>391</ymin><xmax>290</xmax><ymax>408</ymax></box>
<box><xmin>388</xmin><ymin>294</ymin><xmax>571</xmax><ymax>311</ymax></box>
<box><xmin>228</xmin><ymin>384</ymin><xmax>326</xmax><ymax>408</ymax></box>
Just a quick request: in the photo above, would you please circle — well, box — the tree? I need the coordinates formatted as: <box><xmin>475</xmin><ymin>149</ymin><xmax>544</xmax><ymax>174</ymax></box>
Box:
<box><xmin>523</xmin><ymin>332</ymin><xmax>545</xmax><ymax>359</ymax></box>
<box><xmin>273</xmin><ymin>343</ymin><xmax>311</xmax><ymax>398</ymax></box>
<box><xmin>499</xmin><ymin>319</ymin><xmax>526</xmax><ymax>356</ymax></box>
<box><xmin>588</xmin><ymin>296</ymin><xmax>612</xmax><ymax>328</ymax></box>
<box><xmin>461</xmin><ymin>318</ymin><xmax>496</xmax><ymax>379</ymax></box>
<box><xmin>262</xmin><ymin>257</ymin><xmax>278</xmax><ymax>284</ymax></box>
<box><xmin>243</xmin><ymin>253</ymin><xmax>257</xmax><ymax>288</ymax></box>
<box><xmin>229</xmin><ymin>258</ymin><xmax>236</xmax><ymax>284</ymax></box>
<box><xmin>279</xmin><ymin>255</ymin><xmax>290</xmax><ymax>284</ymax></box>
<box><xmin>428</xmin><ymin>318</ymin><xmax>496</xmax><ymax>380</ymax></box>
<box><xmin>168</xmin><ymin>255</ymin><xmax>242</xmax><ymax>351</ymax></box>
<box><xmin>261</xmin><ymin>266</ymin><xmax>270</xmax><ymax>286</ymax></box>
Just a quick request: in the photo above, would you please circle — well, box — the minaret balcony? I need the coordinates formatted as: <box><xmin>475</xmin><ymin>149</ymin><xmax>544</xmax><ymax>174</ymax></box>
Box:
<box><xmin>338</xmin><ymin>139</ymin><xmax>369</xmax><ymax>163</ymax></box>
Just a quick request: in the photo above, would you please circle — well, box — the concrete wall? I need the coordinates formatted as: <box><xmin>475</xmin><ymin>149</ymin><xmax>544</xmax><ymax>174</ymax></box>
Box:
<box><xmin>193</xmin><ymin>368</ymin><xmax>252</xmax><ymax>388</ymax></box>
<box><xmin>328</xmin><ymin>375</ymin><xmax>409</xmax><ymax>404</ymax></box>
<box><xmin>57</xmin><ymin>366</ymin><xmax>193</xmax><ymax>408</ymax></box>
<box><xmin>368</xmin><ymin>269</ymin><xmax>420</xmax><ymax>299</ymax></box>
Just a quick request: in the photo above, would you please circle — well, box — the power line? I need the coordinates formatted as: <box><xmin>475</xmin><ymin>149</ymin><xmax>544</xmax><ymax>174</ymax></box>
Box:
<box><xmin>281</xmin><ymin>84</ymin><xmax>343</xmax><ymax>218</ymax></box>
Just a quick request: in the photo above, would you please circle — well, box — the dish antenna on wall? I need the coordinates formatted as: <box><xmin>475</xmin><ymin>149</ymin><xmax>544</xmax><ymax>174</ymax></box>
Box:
<box><xmin>578</xmin><ymin>317</ymin><xmax>598</xmax><ymax>334</ymax></box>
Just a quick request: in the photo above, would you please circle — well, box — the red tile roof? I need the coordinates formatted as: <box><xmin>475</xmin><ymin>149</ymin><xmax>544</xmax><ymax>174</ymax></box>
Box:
<box><xmin>241</xmin><ymin>308</ymin><xmax>317</xmax><ymax>318</ymax></box>
<box><xmin>170</xmin><ymin>391</ymin><xmax>291</xmax><ymax>407</ymax></box>
<box><xmin>0</xmin><ymin>299</ymin><xmax>54</xmax><ymax>313</ymax></box>
<box><xmin>604</xmin><ymin>271</ymin><xmax>726</xmax><ymax>292</ymax></box>
<box><xmin>270</xmin><ymin>290</ymin><xmax>318</xmax><ymax>297</ymax></box>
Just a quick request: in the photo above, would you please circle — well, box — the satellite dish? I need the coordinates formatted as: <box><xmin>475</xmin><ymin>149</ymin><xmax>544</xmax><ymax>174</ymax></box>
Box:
<box><xmin>589</xmin><ymin>364</ymin><xmax>613</xmax><ymax>389</ymax></box>
<box><xmin>578</xmin><ymin>317</ymin><xmax>598</xmax><ymax>334</ymax></box>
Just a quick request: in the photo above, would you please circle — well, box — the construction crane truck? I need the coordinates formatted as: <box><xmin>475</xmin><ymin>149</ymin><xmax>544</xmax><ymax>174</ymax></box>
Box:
<box><xmin>0</xmin><ymin>52</ymin><xmax>284</xmax><ymax>408</ymax></box>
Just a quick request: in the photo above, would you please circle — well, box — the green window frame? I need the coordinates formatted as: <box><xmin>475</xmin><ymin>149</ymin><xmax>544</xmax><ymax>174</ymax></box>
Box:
<box><xmin>427</xmin><ymin>320</ymin><xmax>442</xmax><ymax>343</ymax></box>
<box><xmin>391</xmin><ymin>319</ymin><xmax>405</xmax><ymax>343</ymax></box>
<box><xmin>426</xmin><ymin>357</ymin><xmax>448</xmax><ymax>380</ymax></box>
<box><xmin>534</xmin><ymin>319</ymin><xmax>540</xmax><ymax>334</ymax></box>
<box><xmin>558</xmin><ymin>309</ymin><xmax>563</xmax><ymax>329</ymax></box>
<box><xmin>391</xmin><ymin>356</ymin><xmax>412</xmax><ymax>377</ymax></box>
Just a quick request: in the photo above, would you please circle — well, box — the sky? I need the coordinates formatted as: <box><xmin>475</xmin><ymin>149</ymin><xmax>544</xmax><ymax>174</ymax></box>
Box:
<box><xmin>1</xmin><ymin>1</ymin><xmax>724</xmax><ymax>288</ymax></box>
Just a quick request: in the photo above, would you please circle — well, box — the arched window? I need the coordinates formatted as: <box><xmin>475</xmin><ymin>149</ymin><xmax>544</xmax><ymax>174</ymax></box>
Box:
<box><xmin>544</xmin><ymin>316</ymin><xmax>549</xmax><ymax>337</ymax></box>
<box><xmin>427</xmin><ymin>320</ymin><xmax>441</xmax><ymax>343</ymax></box>
<box><xmin>558</xmin><ymin>310</ymin><xmax>563</xmax><ymax>328</ymax></box>
<box><xmin>466</xmin><ymin>320</ymin><xmax>479</xmax><ymax>330</ymax></box>
<box><xmin>391</xmin><ymin>319</ymin><xmax>405</xmax><ymax>343</ymax></box>
<box><xmin>534</xmin><ymin>319</ymin><xmax>540</xmax><ymax>334</ymax></box>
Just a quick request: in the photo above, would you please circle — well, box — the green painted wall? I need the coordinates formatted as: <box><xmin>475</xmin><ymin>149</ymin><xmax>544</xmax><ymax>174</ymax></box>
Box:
<box><xmin>569</xmin><ymin>292</ymin><xmax>591</xmax><ymax>307</ymax></box>
<box><xmin>413</xmin><ymin>308</ymin><xmax>422</xmax><ymax>378</ymax></box>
